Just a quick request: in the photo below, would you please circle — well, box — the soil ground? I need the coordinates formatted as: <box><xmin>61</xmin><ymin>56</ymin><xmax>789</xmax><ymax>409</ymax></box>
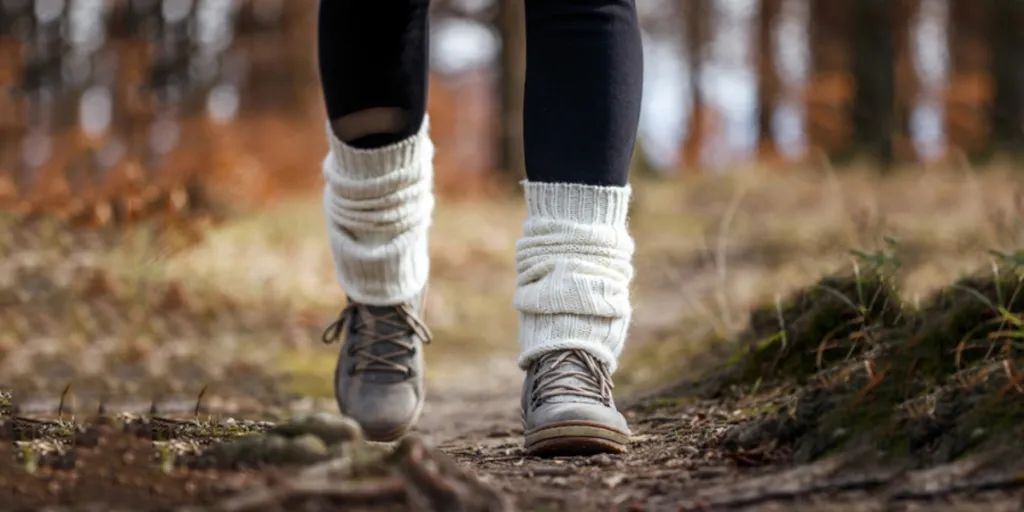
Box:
<box><xmin>2</xmin><ymin>170</ymin><xmax>1024</xmax><ymax>510</ymax></box>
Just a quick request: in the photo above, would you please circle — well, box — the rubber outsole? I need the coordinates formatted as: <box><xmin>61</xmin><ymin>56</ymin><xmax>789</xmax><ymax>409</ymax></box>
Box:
<box><xmin>363</xmin><ymin>424</ymin><xmax>412</xmax><ymax>443</ymax></box>
<box><xmin>524</xmin><ymin>421</ymin><xmax>631</xmax><ymax>457</ymax></box>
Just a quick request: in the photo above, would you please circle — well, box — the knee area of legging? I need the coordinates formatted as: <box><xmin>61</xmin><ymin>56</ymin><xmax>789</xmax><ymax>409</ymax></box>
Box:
<box><xmin>330</xmin><ymin>108</ymin><xmax>425</xmax><ymax>149</ymax></box>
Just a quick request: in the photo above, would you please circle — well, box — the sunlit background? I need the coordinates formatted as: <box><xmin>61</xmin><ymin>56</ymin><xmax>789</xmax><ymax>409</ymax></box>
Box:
<box><xmin>3</xmin><ymin>0</ymin><xmax>1024</xmax><ymax>440</ymax></box>
<box><xmin>0</xmin><ymin>0</ymin><xmax>1022</xmax><ymax>219</ymax></box>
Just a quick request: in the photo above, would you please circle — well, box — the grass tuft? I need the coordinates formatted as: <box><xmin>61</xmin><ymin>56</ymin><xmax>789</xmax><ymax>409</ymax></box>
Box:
<box><xmin>650</xmin><ymin>254</ymin><xmax>1024</xmax><ymax>469</ymax></box>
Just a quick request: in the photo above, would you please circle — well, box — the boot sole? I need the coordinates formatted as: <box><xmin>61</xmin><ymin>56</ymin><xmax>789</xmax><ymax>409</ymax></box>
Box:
<box><xmin>524</xmin><ymin>421</ymin><xmax>630</xmax><ymax>456</ymax></box>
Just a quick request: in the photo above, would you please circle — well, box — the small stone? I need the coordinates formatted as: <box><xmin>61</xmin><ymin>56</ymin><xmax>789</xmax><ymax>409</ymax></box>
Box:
<box><xmin>262</xmin><ymin>435</ymin><xmax>289</xmax><ymax>464</ymax></box>
<box><xmin>237</xmin><ymin>436</ymin><xmax>273</xmax><ymax>466</ymax></box>
<box><xmin>590</xmin><ymin>454</ymin><xmax>614</xmax><ymax>467</ymax></box>
<box><xmin>280</xmin><ymin>434</ymin><xmax>329</xmax><ymax>465</ymax></box>
<box><xmin>270</xmin><ymin>412</ymin><xmax>363</xmax><ymax>446</ymax></box>
<box><xmin>602</xmin><ymin>473</ymin><xmax>626</xmax><ymax>489</ymax></box>
<box><xmin>680</xmin><ymin>445</ymin><xmax>700</xmax><ymax>457</ymax></box>
<box><xmin>208</xmin><ymin>434</ymin><xmax>267</xmax><ymax>467</ymax></box>
<box><xmin>205</xmin><ymin>442</ymin><xmax>235</xmax><ymax>465</ymax></box>
<box><xmin>327</xmin><ymin>442</ymin><xmax>351</xmax><ymax>460</ymax></box>
<box><xmin>694</xmin><ymin>466</ymin><xmax>728</xmax><ymax>479</ymax></box>
<box><xmin>339</xmin><ymin>442</ymin><xmax>391</xmax><ymax>475</ymax></box>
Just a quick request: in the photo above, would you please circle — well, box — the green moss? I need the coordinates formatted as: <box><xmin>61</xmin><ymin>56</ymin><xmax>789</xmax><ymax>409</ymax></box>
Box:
<box><xmin>637</xmin><ymin>396</ymin><xmax>696</xmax><ymax>414</ymax></box>
<box><xmin>785</xmin><ymin>266</ymin><xmax>1024</xmax><ymax>463</ymax></box>
<box><xmin>729</xmin><ymin>268</ymin><xmax>904</xmax><ymax>386</ymax></box>
<box><xmin>896</xmin><ymin>269</ymin><xmax>1024</xmax><ymax>381</ymax></box>
<box><xmin>668</xmin><ymin>258</ymin><xmax>1024</xmax><ymax>468</ymax></box>
<box><xmin>736</xmin><ymin>401</ymin><xmax>782</xmax><ymax>420</ymax></box>
<box><xmin>0</xmin><ymin>390</ymin><xmax>11</xmax><ymax>418</ymax></box>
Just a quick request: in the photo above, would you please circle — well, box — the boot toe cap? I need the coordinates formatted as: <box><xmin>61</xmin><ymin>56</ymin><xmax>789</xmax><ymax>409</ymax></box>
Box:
<box><xmin>526</xmin><ymin>401</ymin><xmax>630</xmax><ymax>434</ymax></box>
<box><xmin>336</xmin><ymin>382</ymin><xmax>422</xmax><ymax>440</ymax></box>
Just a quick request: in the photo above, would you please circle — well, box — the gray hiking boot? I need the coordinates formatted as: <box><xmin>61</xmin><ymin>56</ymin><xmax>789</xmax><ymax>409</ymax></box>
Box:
<box><xmin>322</xmin><ymin>294</ymin><xmax>431</xmax><ymax>442</ymax></box>
<box><xmin>521</xmin><ymin>349</ymin><xmax>632</xmax><ymax>456</ymax></box>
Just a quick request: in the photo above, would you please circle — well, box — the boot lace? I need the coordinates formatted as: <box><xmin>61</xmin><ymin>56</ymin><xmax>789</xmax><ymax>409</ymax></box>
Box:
<box><xmin>530</xmin><ymin>350</ymin><xmax>614</xmax><ymax>407</ymax></box>
<box><xmin>321</xmin><ymin>301</ymin><xmax>432</xmax><ymax>377</ymax></box>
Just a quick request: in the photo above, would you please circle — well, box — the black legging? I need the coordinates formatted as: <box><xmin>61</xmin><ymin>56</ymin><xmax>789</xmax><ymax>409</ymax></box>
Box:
<box><xmin>317</xmin><ymin>0</ymin><xmax>642</xmax><ymax>187</ymax></box>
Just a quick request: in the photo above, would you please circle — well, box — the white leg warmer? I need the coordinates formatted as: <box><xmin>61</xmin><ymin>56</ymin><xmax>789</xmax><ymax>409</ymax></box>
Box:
<box><xmin>514</xmin><ymin>181</ymin><xmax>636</xmax><ymax>373</ymax></box>
<box><xmin>322</xmin><ymin>118</ymin><xmax>434</xmax><ymax>306</ymax></box>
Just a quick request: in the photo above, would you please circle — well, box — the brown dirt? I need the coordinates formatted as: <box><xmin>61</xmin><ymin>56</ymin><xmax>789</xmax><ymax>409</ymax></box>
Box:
<box><xmin>7</xmin><ymin>359</ymin><xmax>1018</xmax><ymax>511</ymax></box>
<box><xmin>0</xmin><ymin>413</ymin><xmax>507</xmax><ymax>511</ymax></box>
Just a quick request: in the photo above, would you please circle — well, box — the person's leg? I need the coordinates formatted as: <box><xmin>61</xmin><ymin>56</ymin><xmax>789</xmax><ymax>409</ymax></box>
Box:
<box><xmin>318</xmin><ymin>0</ymin><xmax>434</xmax><ymax>442</ymax></box>
<box><xmin>516</xmin><ymin>0</ymin><xmax>643</xmax><ymax>455</ymax></box>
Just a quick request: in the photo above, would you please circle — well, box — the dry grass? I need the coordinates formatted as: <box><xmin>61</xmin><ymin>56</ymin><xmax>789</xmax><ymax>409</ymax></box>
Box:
<box><xmin>62</xmin><ymin>164</ymin><xmax>1024</xmax><ymax>398</ymax></box>
<box><xmin>83</xmin><ymin>192</ymin><xmax>525</xmax><ymax>397</ymax></box>
<box><xmin>617</xmin><ymin>164</ymin><xmax>1024</xmax><ymax>393</ymax></box>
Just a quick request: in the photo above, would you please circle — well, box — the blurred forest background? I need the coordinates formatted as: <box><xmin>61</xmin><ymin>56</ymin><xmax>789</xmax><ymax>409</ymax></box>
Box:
<box><xmin>1</xmin><ymin>0</ymin><xmax>1023</xmax><ymax>224</ymax></box>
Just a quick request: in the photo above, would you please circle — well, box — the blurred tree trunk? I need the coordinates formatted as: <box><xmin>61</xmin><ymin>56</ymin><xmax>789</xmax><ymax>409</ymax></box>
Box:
<box><xmin>893</xmin><ymin>0</ymin><xmax>918</xmax><ymax>164</ymax></box>
<box><xmin>681</xmin><ymin>0</ymin><xmax>709</xmax><ymax>170</ymax></box>
<box><xmin>757</xmin><ymin>0</ymin><xmax>782</xmax><ymax>160</ymax></box>
<box><xmin>807</xmin><ymin>0</ymin><xmax>854</xmax><ymax>161</ymax></box>
<box><xmin>850</xmin><ymin>0</ymin><xmax>896</xmax><ymax>169</ymax></box>
<box><xmin>496</xmin><ymin>0</ymin><xmax>526</xmax><ymax>180</ymax></box>
<box><xmin>946</xmin><ymin>0</ymin><xmax>992</xmax><ymax>162</ymax></box>
<box><xmin>989</xmin><ymin>0</ymin><xmax>1024</xmax><ymax>155</ymax></box>
<box><xmin>284</xmin><ymin>1</ymin><xmax>320</xmax><ymax>117</ymax></box>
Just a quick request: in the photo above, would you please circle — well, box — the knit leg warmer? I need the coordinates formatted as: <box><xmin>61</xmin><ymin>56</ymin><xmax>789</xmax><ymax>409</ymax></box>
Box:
<box><xmin>321</xmin><ymin>118</ymin><xmax>434</xmax><ymax>306</ymax></box>
<box><xmin>514</xmin><ymin>181</ymin><xmax>635</xmax><ymax>373</ymax></box>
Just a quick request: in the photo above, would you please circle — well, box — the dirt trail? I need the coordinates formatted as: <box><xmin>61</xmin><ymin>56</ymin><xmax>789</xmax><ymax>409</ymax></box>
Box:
<box><xmin>412</xmin><ymin>295</ymin><xmax>695</xmax><ymax>509</ymax></box>
<box><xmin>406</xmin><ymin>270</ymin><xmax>1024</xmax><ymax>511</ymax></box>
<box><xmin>417</xmin><ymin>359</ymin><xmax>1024</xmax><ymax>511</ymax></box>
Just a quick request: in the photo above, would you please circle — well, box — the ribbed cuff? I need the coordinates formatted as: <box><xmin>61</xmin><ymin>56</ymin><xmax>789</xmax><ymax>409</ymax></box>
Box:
<box><xmin>521</xmin><ymin>181</ymin><xmax>631</xmax><ymax>226</ymax></box>
<box><xmin>325</xmin><ymin>118</ymin><xmax>431</xmax><ymax>181</ymax></box>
